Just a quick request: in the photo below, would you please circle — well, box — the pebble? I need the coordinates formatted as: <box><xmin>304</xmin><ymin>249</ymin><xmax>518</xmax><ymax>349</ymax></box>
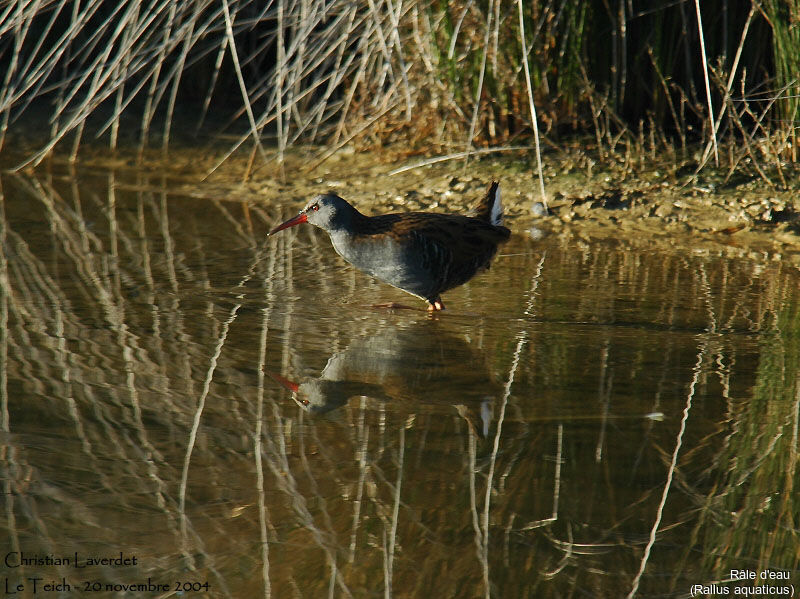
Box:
<box><xmin>528</xmin><ymin>226</ymin><xmax>546</xmax><ymax>240</ymax></box>
<box><xmin>531</xmin><ymin>201</ymin><xmax>548</xmax><ymax>217</ymax></box>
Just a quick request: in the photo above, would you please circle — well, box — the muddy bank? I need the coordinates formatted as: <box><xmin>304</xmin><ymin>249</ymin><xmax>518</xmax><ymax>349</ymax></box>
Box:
<box><xmin>11</xmin><ymin>144</ymin><xmax>800</xmax><ymax>264</ymax></box>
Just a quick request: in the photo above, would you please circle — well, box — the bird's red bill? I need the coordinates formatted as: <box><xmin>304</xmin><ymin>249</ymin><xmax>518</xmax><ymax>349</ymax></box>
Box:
<box><xmin>269</xmin><ymin>212</ymin><xmax>307</xmax><ymax>235</ymax></box>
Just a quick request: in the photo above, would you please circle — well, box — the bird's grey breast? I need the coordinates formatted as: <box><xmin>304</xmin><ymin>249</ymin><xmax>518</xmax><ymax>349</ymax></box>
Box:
<box><xmin>328</xmin><ymin>231</ymin><xmax>438</xmax><ymax>298</ymax></box>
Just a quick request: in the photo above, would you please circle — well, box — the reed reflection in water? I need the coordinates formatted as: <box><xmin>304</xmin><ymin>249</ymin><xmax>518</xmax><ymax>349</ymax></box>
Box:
<box><xmin>0</xmin><ymin>167</ymin><xmax>798</xmax><ymax>598</ymax></box>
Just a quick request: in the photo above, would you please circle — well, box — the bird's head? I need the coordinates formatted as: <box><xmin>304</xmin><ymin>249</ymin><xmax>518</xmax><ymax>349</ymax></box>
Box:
<box><xmin>269</xmin><ymin>193</ymin><xmax>357</xmax><ymax>235</ymax></box>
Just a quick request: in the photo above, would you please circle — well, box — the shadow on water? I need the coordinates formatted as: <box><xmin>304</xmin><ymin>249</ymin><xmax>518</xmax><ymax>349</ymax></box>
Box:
<box><xmin>0</xmin><ymin>165</ymin><xmax>798</xmax><ymax>598</ymax></box>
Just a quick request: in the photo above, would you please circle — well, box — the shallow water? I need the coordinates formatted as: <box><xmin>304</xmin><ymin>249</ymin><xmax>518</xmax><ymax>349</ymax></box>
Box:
<box><xmin>1</xmin><ymin>166</ymin><xmax>798</xmax><ymax>598</ymax></box>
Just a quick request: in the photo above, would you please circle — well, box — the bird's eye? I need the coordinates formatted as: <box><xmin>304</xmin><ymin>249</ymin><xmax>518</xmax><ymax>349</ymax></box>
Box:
<box><xmin>311</xmin><ymin>203</ymin><xmax>319</xmax><ymax>212</ymax></box>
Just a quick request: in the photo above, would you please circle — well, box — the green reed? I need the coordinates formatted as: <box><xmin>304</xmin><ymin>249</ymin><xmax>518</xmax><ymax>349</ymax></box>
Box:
<box><xmin>762</xmin><ymin>0</ymin><xmax>800</xmax><ymax>161</ymax></box>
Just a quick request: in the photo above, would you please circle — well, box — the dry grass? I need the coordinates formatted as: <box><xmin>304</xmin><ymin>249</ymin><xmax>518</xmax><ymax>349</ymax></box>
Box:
<box><xmin>0</xmin><ymin>1</ymin><xmax>798</xmax><ymax>184</ymax></box>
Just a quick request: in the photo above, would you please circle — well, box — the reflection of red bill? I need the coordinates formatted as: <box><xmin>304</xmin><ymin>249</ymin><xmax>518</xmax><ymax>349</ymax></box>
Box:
<box><xmin>265</xmin><ymin>370</ymin><xmax>299</xmax><ymax>393</ymax></box>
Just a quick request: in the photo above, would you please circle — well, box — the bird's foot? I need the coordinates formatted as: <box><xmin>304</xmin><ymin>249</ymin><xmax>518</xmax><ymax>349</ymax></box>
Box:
<box><xmin>427</xmin><ymin>299</ymin><xmax>446</xmax><ymax>311</ymax></box>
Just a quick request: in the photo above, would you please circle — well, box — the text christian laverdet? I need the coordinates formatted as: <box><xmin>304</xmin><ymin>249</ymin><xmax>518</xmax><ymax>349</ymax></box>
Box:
<box><xmin>4</xmin><ymin>551</ymin><xmax>211</xmax><ymax>595</ymax></box>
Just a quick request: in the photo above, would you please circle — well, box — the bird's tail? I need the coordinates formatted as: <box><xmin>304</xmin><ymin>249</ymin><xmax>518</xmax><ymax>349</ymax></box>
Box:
<box><xmin>469</xmin><ymin>181</ymin><xmax>503</xmax><ymax>226</ymax></box>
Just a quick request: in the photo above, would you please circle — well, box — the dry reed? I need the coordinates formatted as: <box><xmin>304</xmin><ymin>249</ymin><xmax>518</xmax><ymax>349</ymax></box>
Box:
<box><xmin>0</xmin><ymin>1</ymin><xmax>797</xmax><ymax>184</ymax></box>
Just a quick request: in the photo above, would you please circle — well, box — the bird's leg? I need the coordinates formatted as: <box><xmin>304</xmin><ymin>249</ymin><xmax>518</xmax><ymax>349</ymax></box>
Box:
<box><xmin>427</xmin><ymin>298</ymin><xmax>446</xmax><ymax>311</ymax></box>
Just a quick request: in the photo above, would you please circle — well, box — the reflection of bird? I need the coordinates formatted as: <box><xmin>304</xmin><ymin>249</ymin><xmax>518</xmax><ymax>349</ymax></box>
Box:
<box><xmin>269</xmin><ymin>182</ymin><xmax>510</xmax><ymax>310</ymax></box>
<box><xmin>267</xmin><ymin>322</ymin><xmax>499</xmax><ymax>436</ymax></box>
